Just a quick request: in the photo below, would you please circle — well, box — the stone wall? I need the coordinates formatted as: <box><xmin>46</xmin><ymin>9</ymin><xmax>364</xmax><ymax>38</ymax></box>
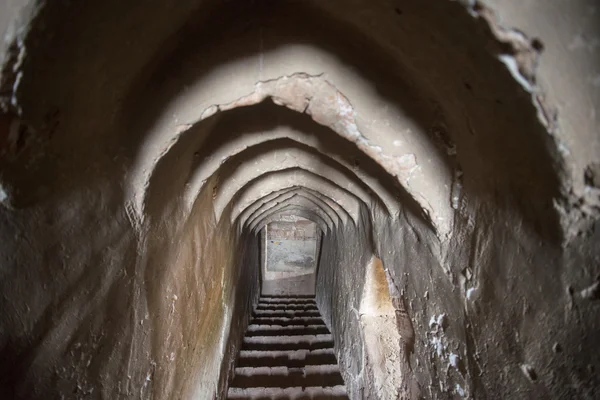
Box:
<box><xmin>0</xmin><ymin>1</ymin><xmax>598</xmax><ymax>399</ymax></box>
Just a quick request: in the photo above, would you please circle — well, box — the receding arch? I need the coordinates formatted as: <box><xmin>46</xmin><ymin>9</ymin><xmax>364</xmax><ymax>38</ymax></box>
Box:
<box><xmin>237</xmin><ymin>186</ymin><xmax>352</xmax><ymax>228</ymax></box>
<box><xmin>252</xmin><ymin>204</ymin><xmax>332</xmax><ymax>235</ymax></box>
<box><xmin>212</xmin><ymin>142</ymin><xmax>375</xmax><ymax>221</ymax></box>
<box><xmin>242</xmin><ymin>189</ymin><xmax>343</xmax><ymax>230</ymax></box>
<box><xmin>230</xmin><ymin>169</ymin><xmax>362</xmax><ymax>225</ymax></box>
<box><xmin>120</xmin><ymin>4</ymin><xmax>459</xmax><ymax>235</ymax></box>
<box><xmin>0</xmin><ymin>1</ymin><xmax>581</xmax><ymax>400</ymax></box>
<box><xmin>261</xmin><ymin>210</ymin><xmax>329</xmax><ymax>236</ymax></box>
<box><xmin>179</xmin><ymin>101</ymin><xmax>399</xmax><ymax>216</ymax></box>
<box><xmin>247</xmin><ymin>194</ymin><xmax>335</xmax><ymax>232</ymax></box>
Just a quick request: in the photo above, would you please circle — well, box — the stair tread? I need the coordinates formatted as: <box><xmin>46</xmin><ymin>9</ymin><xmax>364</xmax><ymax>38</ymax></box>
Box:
<box><xmin>227</xmin><ymin>385</ymin><xmax>348</xmax><ymax>400</ymax></box>
<box><xmin>228</xmin><ymin>297</ymin><xmax>347</xmax><ymax>399</ymax></box>
<box><xmin>235</xmin><ymin>364</ymin><xmax>341</xmax><ymax>375</ymax></box>
<box><xmin>246</xmin><ymin>325</ymin><xmax>329</xmax><ymax>336</ymax></box>
<box><xmin>256</xmin><ymin>304</ymin><xmax>318</xmax><ymax>310</ymax></box>
<box><xmin>244</xmin><ymin>334</ymin><xmax>332</xmax><ymax>343</ymax></box>
<box><xmin>253</xmin><ymin>311</ymin><xmax>321</xmax><ymax>318</ymax></box>
<box><xmin>243</xmin><ymin>335</ymin><xmax>333</xmax><ymax>351</ymax></box>
<box><xmin>231</xmin><ymin>364</ymin><xmax>344</xmax><ymax>389</ymax></box>
<box><xmin>240</xmin><ymin>349</ymin><xmax>336</xmax><ymax>357</ymax></box>
<box><xmin>259</xmin><ymin>299</ymin><xmax>316</xmax><ymax>304</ymax></box>
<box><xmin>237</xmin><ymin>349</ymin><xmax>337</xmax><ymax>367</ymax></box>
<box><xmin>251</xmin><ymin>317</ymin><xmax>325</xmax><ymax>326</ymax></box>
<box><xmin>247</xmin><ymin>324</ymin><xmax>327</xmax><ymax>330</ymax></box>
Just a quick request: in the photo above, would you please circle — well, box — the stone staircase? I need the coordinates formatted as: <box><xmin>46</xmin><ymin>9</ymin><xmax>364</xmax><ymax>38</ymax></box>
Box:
<box><xmin>227</xmin><ymin>295</ymin><xmax>349</xmax><ymax>400</ymax></box>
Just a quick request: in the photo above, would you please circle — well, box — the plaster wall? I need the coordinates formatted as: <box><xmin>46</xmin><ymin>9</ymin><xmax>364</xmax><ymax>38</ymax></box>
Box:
<box><xmin>0</xmin><ymin>1</ymin><xmax>598</xmax><ymax>399</ymax></box>
<box><xmin>0</xmin><ymin>168</ymin><xmax>260</xmax><ymax>399</ymax></box>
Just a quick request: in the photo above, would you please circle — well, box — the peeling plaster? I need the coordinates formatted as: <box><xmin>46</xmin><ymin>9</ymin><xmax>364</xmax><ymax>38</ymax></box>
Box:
<box><xmin>130</xmin><ymin>73</ymin><xmax>439</xmax><ymax>235</ymax></box>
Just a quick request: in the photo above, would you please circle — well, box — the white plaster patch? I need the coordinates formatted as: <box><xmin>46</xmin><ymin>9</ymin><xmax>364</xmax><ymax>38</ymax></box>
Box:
<box><xmin>8</xmin><ymin>34</ymin><xmax>27</xmax><ymax>114</ymax></box>
<box><xmin>520</xmin><ymin>363</ymin><xmax>537</xmax><ymax>382</ymax></box>
<box><xmin>579</xmin><ymin>281</ymin><xmax>599</xmax><ymax>300</ymax></box>
<box><xmin>451</xmin><ymin>180</ymin><xmax>463</xmax><ymax>210</ymax></box>
<box><xmin>0</xmin><ymin>186</ymin><xmax>7</xmax><ymax>203</ymax></box>
<box><xmin>498</xmin><ymin>54</ymin><xmax>534</xmax><ymax>93</ymax></box>
<box><xmin>170</xmin><ymin>294</ymin><xmax>177</xmax><ymax>315</ymax></box>
<box><xmin>429</xmin><ymin>313</ymin><xmax>447</xmax><ymax>328</ymax></box>
<box><xmin>449</xmin><ymin>352</ymin><xmax>460</xmax><ymax>369</ymax></box>
<box><xmin>557</xmin><ymin>142</ymin><xmax>571</xmax><ymax>156</ymax></box>
<box><xmin>466</xmin><ymin>287</ymin><xmax>477</xmax><ymax>300</ymax></box>
<box><xmin>175</xmin><ymin>124</ymin><xmax>192</xmax><ymax>134</ymax></box>
<box><xmin>429</xmin><ymin>315</ymin><xmax>437</xmax><ymax>328</ymax></box>
<box><xmin>11</xmin><ymin>71</ymin><xmax>23</xmax><ymax>112</ymax></box>
<box><xmin>430</xmin><ymin>336</ymin><xmax>444</xmax><ymax>357</ymax></box>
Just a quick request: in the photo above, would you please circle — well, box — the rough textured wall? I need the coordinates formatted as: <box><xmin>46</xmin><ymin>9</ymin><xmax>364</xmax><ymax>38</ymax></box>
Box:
<box><xmin>316</xmin><ymin>205</ymin><xmax>374</xmax><ymax>399</ymax></box>
<box><xmin>0</xmin><ymin>0</ymin><xmax>598</xmax><ymax>399</ymax></box>
<box><xmin>0</xmin><ymin>2</ymin><xmax>267</xmax><ymax>399</ymax></box>
<box><xmin>0</xmin><ymin>167</ymin><xmax>260</xmax><ymax>399</ymax></box>
<box><xmin>141</xmin><ymin>184</ymin><xmax>260</xmax><ymax>399</ymax></box>
<box><xmin>373</xmin><ymin>184</ymin><xmax>600</xmax><ymax>399</ymax></box>
<box><xmin>374</xmin><ymin>208</ymin><xmax>467</xmax><ymax>399</ymax></box>
<box><xmin>0</xmin><ymin>181</ymin><xmax>139</xmax><ymax>399</ymax></box>
<box><xmin>318</xmin><ymin>186</ymin><xmax>599</xmax><ymax>399</ymax></box>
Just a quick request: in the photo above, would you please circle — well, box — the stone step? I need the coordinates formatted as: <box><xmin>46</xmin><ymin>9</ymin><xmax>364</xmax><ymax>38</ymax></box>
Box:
<box><xmin>260</xmin><ymin>295</ymin><xmax>316</xmax><ymax>299</ymax></box>
<box><xmin>227</xmin><ymin>385</ymin><xmax>348</xmax><ymax>400</ymax></box>
<box><xmin>256</xmin><ymin>304</ymin><xmax>318</xmax><ymax>311</ymax></box>
<box><xmin>246</xmin><ymin>324</ymin><xmax>329</xmax><ymax>337</ymax></box>
<box><xmin>250</xmin><ymin>317</ymin><xmax>325</xmax><ymax>327</ymax></box>
<box><xmin>229</xmin><ymin>295</ymin><xmax>347</xmax><ymax>399</ymax></box>
<box><xmin>253</xmin><ymin>310</ymin><xmax>321</xmax><ymax>318</ymax></box>
<box><xmin>237</xmin><ymin>349</ymin><xmax>338</xmax><ymax>368</ymax></box>
<box><xmin>242</xmin><ymin>335</ymin><xmax>334</xmax><ymax>351</ymax></box>
<box><xmin>259</xmin><ymin>298</ymin><xmax>316</xmax><ymax>305</ymax></box>
<box><xmin>231</xmin><ymin>365</ymin><xmax>344</xmax><ymax>388</ymax></box>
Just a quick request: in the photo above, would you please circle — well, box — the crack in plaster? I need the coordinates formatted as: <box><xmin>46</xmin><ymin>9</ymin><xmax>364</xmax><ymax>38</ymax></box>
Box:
<box><xmin>196</xmin><ymin>72</ymin><xmax>424</xmax><ymax>201</ymax></box>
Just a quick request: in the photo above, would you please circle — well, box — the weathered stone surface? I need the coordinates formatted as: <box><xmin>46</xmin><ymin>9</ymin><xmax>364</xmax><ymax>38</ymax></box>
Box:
<box><xmin>0</xmin><ymin>0</ymin><xmax>598</xmax><ymax>399</ymax></box>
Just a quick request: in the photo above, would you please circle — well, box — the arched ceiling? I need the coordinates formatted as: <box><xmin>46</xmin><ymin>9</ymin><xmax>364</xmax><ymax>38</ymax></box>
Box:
<box><xmin>258</xmin><ymin>210</ymin><xmax>329</xmax><ymax>235</ymax></box>
<box><xmin>237</xmin><ymin>186</ymin><xmax>352</xmax><ymax>228</ymax></box>
<box><xmin>243</xmin><ymin>190</ymin><xmax>342</xmax><ymax>230</ymax></box>
<box><xmin>211</xmin><ymin>141</ymin><xmax>375</xmax><ymax>220</ymax></box>
<box><xmin>119</xmin><ymin>3</ymin><xmax>462</xmax><ymax>235</ymax></box>
<box><xmin>231</xmin><ymin>169</ymin><xmax>362</xmax><ymax>226</ymax></box>
<box><xmin>247</xmin><ymin>194</ymin><xmax>336</xmax><ymax>233</ymax></box>
<box><xmin>174</xmin><ymin>102</ymin><xmax>399</xmax><ymax>216</ymax></box>
<box><xmin>1</xmin><ymin>0</ymin><xmax>565</xmax><ymax>242</ymax></box>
